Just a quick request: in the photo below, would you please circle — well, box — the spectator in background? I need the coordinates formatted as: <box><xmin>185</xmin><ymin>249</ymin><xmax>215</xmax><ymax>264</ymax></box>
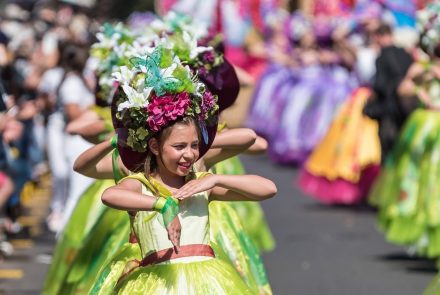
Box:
<box><xmin>363</xmin><ymin>23</ymin><xmax>414</xmax><ymax>162</ymax></box>
<box><xmin>55</xmin><ymin>42</ymin><xmax>94</xmax><ymax>233</ymax></box>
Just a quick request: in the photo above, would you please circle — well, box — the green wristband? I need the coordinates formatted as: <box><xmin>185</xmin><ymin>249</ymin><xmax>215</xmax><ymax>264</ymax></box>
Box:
<box><xmin>160</xmin><ymin>197</ymin><xmax>180</xmax><ymax>228</ymax></box>
<box><xmin>110</xmin><ymin>134</ymin><xmax>118</xmax><ymax>149</ymax></box>
<box><xmin>153</xmin><ymin>197</ymin><xmax>167</xmax><ymax>212</ymax></box>
<box><xmin>160</xmin><ymin>197</ymin><xmax>179</xmax><ymax>214</ymax></box>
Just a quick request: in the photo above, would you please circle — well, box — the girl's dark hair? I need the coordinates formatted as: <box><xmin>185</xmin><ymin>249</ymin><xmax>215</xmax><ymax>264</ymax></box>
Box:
<box><xmin>143</xmin><ymin>116</ymin><xmax>200</xmax><ymax>178</ymax></box>
<box><xmin>56</xmin><ymin>41</ymin><xmax>92</xmax><ymax>97</ymax></box>
<box><xmin>59</xmin><ymin>41</ymin><xmax>89</xmax><ymax>73</ymax></box>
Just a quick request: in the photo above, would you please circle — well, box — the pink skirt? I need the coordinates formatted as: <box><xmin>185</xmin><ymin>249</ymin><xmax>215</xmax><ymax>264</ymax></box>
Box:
<box><xmin>297</xmin><ymin>165</ymin><xmax>380</xmax><ymax>205</ymax></box>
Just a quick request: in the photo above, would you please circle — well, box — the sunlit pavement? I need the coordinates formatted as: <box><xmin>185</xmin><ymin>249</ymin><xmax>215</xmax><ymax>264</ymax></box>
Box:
<box><xmin>0</xmin><ymin>175</ymin><xmax>53</xmax><ymax>294</ymax></box>
<box><xmin>242</xmin><ymin>154</ymin><xmax>434</xmax><ymax>295</ymax></box>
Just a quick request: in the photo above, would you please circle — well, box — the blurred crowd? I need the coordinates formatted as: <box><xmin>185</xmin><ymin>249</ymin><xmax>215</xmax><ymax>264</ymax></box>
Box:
<box><xmin>0</xmin><ymin>1</ymin><xmax>99</xmax><ymax>255</ymax></box>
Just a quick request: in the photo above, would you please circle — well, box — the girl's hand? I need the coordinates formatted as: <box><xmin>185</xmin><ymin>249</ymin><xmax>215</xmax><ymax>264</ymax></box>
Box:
<box><xmin>174</xmin><ymin>175</ymin><xmax>217</xmax><ymax>200</ymax></box>
<box><xmin>167</xmin><ymin>216</ymin><xmax>181</xmax><ymax>253</ymax></box>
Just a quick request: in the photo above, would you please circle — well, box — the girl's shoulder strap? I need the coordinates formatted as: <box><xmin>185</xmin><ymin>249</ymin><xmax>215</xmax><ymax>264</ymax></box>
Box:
<box><xmin>217</xmin><ymin>122</ymin><xmax>227</xmax><ymax>132</ymax></box>
<box><xmin>111</xmin><ymin>149</ymin><xmax>125</xmax><ymax>183</ymax></box>
<box><xmin>193</xmin><ymin>172</ymin><xmax>211</xmax><ymax>180</ymax></box>
<box><xmin>120</xmin><ymin>173</ymin><xmax>173</xmax><ymax>198</ymax></box>
<box><xmin>119</xmin><ymin>172</ymin><xmax>148</xmax><ymax>186</ymax></box>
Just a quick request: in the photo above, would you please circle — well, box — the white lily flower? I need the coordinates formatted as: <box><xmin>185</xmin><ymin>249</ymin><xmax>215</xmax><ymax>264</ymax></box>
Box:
<box><xmin>150</xmin><ymin>18</ymin><xmax>168</xmax><ymax>33</ymax></box>
<box><xmin>118</xmin><ymin>84</ymin><xmax>150</xmax><ymax>111</ymax></box>
<box><xmin>114</xmin><ymin>43</ymin><xmax>127</xmax><ymax>58</ymax></box>
<box><xmin>181</xmin><ymin>21</ymin><xmax>208</xmax><ymax>39</ymax></box>
<box><xmin>182</xmin><ymin>31</ymin><xmax>211</xmax><ymax>59</ymax></box>
<box><xmin>99</xmin><ymin>75</ymin><xmax>113</xmax><ymax>88</ymax></box>
<box><xmin>95</xmin><ymin>32</ymin><xmax>106</xmax><ymax>43</ymax></box>
<box><xmin>195</xmin><ymin>82</ymin><xmax>206</xmax><ymax>98</ymax></box>
<box><xmin>160</xmin><ymin>60</ymin><xmax>178</xmax><ymax>79</ymax></box>
<box><xmin>112</xmin><ymin>66</ymin><xmax>133</xmax><ymax>85</ymax></box>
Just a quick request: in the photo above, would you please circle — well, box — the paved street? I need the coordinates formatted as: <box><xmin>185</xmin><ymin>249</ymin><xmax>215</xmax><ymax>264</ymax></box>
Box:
<box><xmin>242</xmin><ymin>154</ymin><xmax>434</xmax><ymax>295</ymax></box>
<box><xmin>0</xmin><ymin>155</ymin><xmax>436</xmax><ymax>294</ymax></box>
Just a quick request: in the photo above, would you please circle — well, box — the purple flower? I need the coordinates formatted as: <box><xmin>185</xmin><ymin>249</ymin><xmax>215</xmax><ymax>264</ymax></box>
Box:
<box><xmin>203</xmin><ymin>51</ymin><xmax>215</xmax><ymax>63</ymax></box>
<box><xmin>198</xmin><ymin>66</ymin><xmax>208</xmax><ymax>77</ymax></box>
<box><xmin>201</xmin><ymin>90</ymin><xmax>216</xmax><ymax>115</ymax></box>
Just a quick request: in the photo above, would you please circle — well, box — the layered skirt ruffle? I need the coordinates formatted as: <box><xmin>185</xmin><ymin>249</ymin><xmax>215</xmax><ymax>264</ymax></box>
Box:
<box><xmin>298</xmin><ymin>87</ymin><xmax>381</xmax><ymax>204</ymax></box>
<box><xmin>213</xmin><ymin>157</ymin><xmax>275</xmax><ymax>252</ymax></box>
<box><xmin>114</xmin><ymin>256</ymin><xmax>252</xmax><ymax>295</ymax></box>
<box><xmin>369</xmin><ymin>109</ymin><xmax>440</xmax><ymax>257</ymax></box>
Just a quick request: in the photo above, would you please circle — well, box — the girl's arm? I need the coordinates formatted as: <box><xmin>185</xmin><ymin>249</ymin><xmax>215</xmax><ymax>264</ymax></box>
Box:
<box><xmin>233</xmin><ymin>66</ymin><xmax>255</xmax><ymax>87</ymax></box>
<box><xmin>67</xmin><ymin>120</ymin><xmax>109</xmax><ymax>144</ymax></box>
<box><xmin>244</xmin><ymin>136</ymin><xmax>267</xmax><ymax>155</ymax></box>
<box><xmin>102</xmin><ymin>178</ymin><xmax>182</xmax><ymax>248</ymax></box>
<box><xmin>174</xmin><ymin>174</ymin><xmax>277</xmax><ymax>202</ymax></box>
<box><xmin>203</xmin><ymin>128</ymin><xmax>256</xmax><ymax>169</ymax></box>
<box><xmin>65</xmin><ymin>110</ymin><xmax>101</xmax><ymax>134</ymax></box>
<box><xmin>64</xmin><ymin>104</ymin><xmax>84</xmax><ymax>122</ymax></box>
<box><xmin>73</xmin><ymin>139</ymin><xmax>128</xmax><ymax>179</ymax></box>
<box><xmin>210</xmin><ymin>128</ymin><xmax>257</xmax><ymax>149</ymax></box>
<box><xmin>102</xmin><ymin>178</ymin><xmax>157</xmax><ymax>211</ymax></box>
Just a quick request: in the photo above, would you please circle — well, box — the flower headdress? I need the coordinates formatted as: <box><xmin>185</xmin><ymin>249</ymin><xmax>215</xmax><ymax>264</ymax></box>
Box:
<box><xmin>90</xmin><ymin>23</ymin><xmax>138</xmax><ymax>104</ymax></box>
<box><xmin>151</xmin><ymin>11</ymin><xmax>209</xmax><ymax>40</ymax></box>
<box><xmin>113</xmin><ymin>44</ymin><xmax>219</xmax><ymax>154</ymax></box>
<box><xmin>91</xmin><ymin>12</ymin><xmax>225</xmax><ymax>105</ymax></box>
<box><xmin>417</xmin><ymin>2</ymin><xmax>440</xmax><ymax>57</ymax></box>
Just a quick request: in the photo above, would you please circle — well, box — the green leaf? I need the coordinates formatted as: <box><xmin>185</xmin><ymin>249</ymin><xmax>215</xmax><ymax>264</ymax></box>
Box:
<box><xmin>195</xmin><ymin>105</ymin><xmax>201</xmax><ymax>114</ymax></box>
<box><xmin>172</xmin><ymin>66</ymin><xmax>195</xmax><ymax>93</ymax></box>
<box><xmin>136</xmin><ymin>127</ymin><xmax>149</xmax><ymax>140</ymax></box>
<box><xmin>159</xmin><ymin>48</ymin><xmax>174</xmax><ymax>68</ymax></box>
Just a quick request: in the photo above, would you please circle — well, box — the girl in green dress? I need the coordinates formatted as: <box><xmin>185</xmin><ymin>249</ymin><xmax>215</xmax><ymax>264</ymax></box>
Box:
<box><xmin>92</xmin><ymin>42</ymin><xmax>277</xmax><ymax>293</ymax></box>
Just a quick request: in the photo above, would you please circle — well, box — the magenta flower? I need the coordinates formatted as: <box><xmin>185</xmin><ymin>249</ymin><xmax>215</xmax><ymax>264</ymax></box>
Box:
<box><xmin>147</xmin><ymin>92</ymin><xmax>191</xmax><ymax>132</ymax></box>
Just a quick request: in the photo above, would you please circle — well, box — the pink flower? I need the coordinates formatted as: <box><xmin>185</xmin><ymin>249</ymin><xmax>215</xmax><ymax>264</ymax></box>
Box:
<box><xmin>147</xmin><ymin>91</ymin><xmax>191</xmax><ymax>132</ymax></box>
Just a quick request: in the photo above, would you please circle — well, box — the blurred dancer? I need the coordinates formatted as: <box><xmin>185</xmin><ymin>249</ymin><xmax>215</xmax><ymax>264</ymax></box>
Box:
<box><xmin>370</xmin><ymin>3</ymin><xmax>440</xmax><ymax>259</ymax></box>
<box><xmin>363</xmin><ymin>23</ymin><xmax>414</xmax><ymax>161</ymax></box>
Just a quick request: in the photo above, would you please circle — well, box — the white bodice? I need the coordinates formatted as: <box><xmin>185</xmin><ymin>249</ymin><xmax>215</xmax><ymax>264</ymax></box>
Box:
<box><xmin>132</xmin><ymin>176</ymin><xmax>210</xmax><ymax>259</ymax></box>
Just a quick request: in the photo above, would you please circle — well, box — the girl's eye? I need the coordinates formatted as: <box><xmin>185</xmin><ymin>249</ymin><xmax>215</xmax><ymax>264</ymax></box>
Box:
<box><xmin>173</xmin><ymin>145</ymin><xmax>185</xmax><ymax>150</ymax></box>
<box><xmin>191</xmin><ymin>143</ymin><xmax>199</xmax><ymax>149</ymax></box>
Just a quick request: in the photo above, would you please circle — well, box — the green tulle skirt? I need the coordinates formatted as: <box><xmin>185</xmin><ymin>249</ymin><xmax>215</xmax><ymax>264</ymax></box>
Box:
<box><xmin>43</xmin><ymin>179</ymin><xmax>115</xmax><ymax>295</ymax></box>
<box><xmin>88</xmin><ymin>203</ymin><xmax>271</xmax><ymax>295</ymax></box>
<box><xmin>114</xmin><ymin>256</ymin><xmax>252</xmax><ymax>295</ymax></box>
<box><xmin>369</xmin><ymin>109</ymin><xmax>440</xmax><ymax>257</ymax></box>
<box><xmin>213</xmin><ymin>157</ymin><xmax>276</xmax><ymax>253</ymax></box>
<box><xmin>209</xmin><ymin>201</ymin><xmax>272</xmax><ymax>294</ymax></box>
<box><xmin>59</xmin><ymin>207</ymin><xmax>130</xmax><ymax>294</ymax></box>
<box><xmin>89</xmin><ymin>242</ymin><xmax>142</xmax><ymax>295</ymax></box>
<box><xmin>423</xmin><ymin>271</ymin><xmax>440</xmax><ymax>295</ymax></box>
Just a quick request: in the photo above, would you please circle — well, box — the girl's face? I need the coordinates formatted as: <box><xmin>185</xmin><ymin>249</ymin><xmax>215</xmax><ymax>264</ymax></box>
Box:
<box><xmin>155</xmin><ymin>122</ymin><xmax>200</xmax><ymax>177</ymax></box>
